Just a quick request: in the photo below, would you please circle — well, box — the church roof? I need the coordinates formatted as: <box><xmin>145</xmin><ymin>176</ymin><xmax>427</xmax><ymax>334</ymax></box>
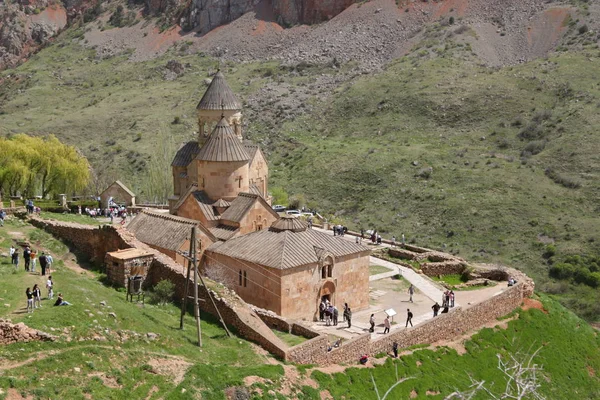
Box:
<box><xmin>172</xmin><ymin>141</ymin><xmax>200</xmax><ymax>167</ymax></box>
<box><xmin>207</xmin><ymin>227</ymin><xmax>370</xmax><ymax>270</ymax></box>
<box><xmin>220</xmin><ymin>193</ymin><xmax>259</xmax><ymax>223</ymax></box>
<box><xmin>101</xmin><ymin>180</ymin><xmax>135</xmax><ymax>198</ymax></box>
<box><xmin>196</xmin><ymin>71</ymin><xmax>242</xmax><ymax>111</ymax></box>
<box><xmin>126</xmin><ymin>210</ymin><xmax>216</xmax><ymax>251</ymax></box>
<box><xmin>270</xmin><ymin>215</ymin><xmax>308</xmax><ymax>232</ymax></box>
<box><xmin>243</xmin><ymin>140</ymin><xmax>260</xmax><ymax>161</ymax></box>
<box><xmin>192</xmin><ymin>190</ymin><xmax>221</xmax><ymax>222</ymax></box>
<box><xmin>209</xmin><ymin>224</ymin><xmax>239</xmax><ymax>241</ymax></box>
<box><xmin>195</xmin><ymin>118</ymin><xmax>250</xmax><ymax>162</ymax></box>
<box><xmin>211</xmin><ymin>198</ymin><xmax>231</xmax><ymax>208</ymax></box>
<box><xmin>249</xmin><ymin>183</ymin><xmax>262</xmax><ymax>197</ymax></box>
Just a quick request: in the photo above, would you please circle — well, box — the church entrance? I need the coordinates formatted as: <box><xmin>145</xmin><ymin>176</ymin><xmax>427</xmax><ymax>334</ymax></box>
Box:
<box><xmin>316</xmin><ymin>281</ymin><xmax>336</xmax><ymax>320</ymax></box>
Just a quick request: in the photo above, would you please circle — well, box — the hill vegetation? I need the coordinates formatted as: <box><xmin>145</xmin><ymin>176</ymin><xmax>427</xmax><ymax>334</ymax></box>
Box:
<box><xmin>0</xmin><ymin>6</ymin><xmax>598</xmax><ymax>324</ymax></box>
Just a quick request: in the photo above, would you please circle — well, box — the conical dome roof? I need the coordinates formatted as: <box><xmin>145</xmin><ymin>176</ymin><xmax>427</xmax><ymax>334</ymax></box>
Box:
<box><xmin>270</xmin><ymin>215</ymin><xmax>308</xmax><ymax>233</ymax></box>
<box><xmin>196</xmin><ymin>117</ymin><xmax>250</xmax><ymax>162</ymax></box>
<box><xmin>211</xmin><ymin>198</ymin><xmax>231</xmax><ymax>208</ymax></box>
<box><xmin>197</xmin><ymin>71</ymin><xmax>242</xmax><ymax>111</ymax></box>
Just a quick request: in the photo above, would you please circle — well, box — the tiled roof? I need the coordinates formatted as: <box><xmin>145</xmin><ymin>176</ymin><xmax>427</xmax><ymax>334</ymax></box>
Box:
<box><xmin>192</xmin><ymin>190</ymin><xmax>221</xmax><ymax>222</ymax></box>
<box><xmin>172</xmin><ymin>141</ymin><xmax>200</xmax><ymax>167</ymax></box>
<box><xmin>243</xmin><ymin>140</ymin><xmax>259</xmax><ymax>161</ymax></box>
<box><xmin>249</xmin><ymin>183</ymin><xmax>262</xmax><ymax>197</ymax></box>
<box><xmin>220</xmin><ymin>193</ymin><xmax>258</xmax><ymax>223</ymax></box>
<box><xmin>126</xmin><ymin>211</ymin><xmax>216</xmax><ymax>251</ymax></box>
<box><xmin>195</xmin><ymin>118</ymin><xmax>250</xmax><ymax>162</ymax></box>
<box><xmin>209</xmin><ymin>224</ymin><xmax>239</xmax><ymax>241</ymax></box>
<box><xmin>211</xmin><ymin>198</ymin><xmax>231</xmax><ymax>208</ymax></box>
<box><xmin>270</xmin><ymin>215</ymin><xmax>307</xmax><ymax>232</ymax></box>
<box><xmin>207</xmin><ymin>228</ymin><xmax>371</xmax><ymax>270</ymax></box>
<box><xmin>196</xmin><ymin>71</ymin><xmax>242</xmax><ymax>111</ymax></box>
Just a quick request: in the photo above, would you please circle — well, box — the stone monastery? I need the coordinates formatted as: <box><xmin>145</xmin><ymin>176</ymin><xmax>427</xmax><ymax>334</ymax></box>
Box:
<box><xmin>128</xmin><ymin>71</ymin><xmax>371</xmax><ymax>321</ymax></box>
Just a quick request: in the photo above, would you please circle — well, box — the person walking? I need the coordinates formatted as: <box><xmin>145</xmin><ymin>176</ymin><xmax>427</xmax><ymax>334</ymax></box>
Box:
<box><xmin>392</xmin><ymin>236</ymin><xmax>396</xmax><ymax>247</ymax></box>
<box><xmin>343</xmin><ymin>303</ymin><xmax>349</xmax><ymax>322</ymax></box>
<box><xmin>346</xmin><ymin>307</ymin><xmax>352</xmax><ymax>328</ymax></box>
<box><xmin>408</xmin><ymin>284</ymin><xmax>415</xmax><ymax>303</ymax></box>
<box><xmin>25</xmin><ymin>287</ymin><xmax>34</xmax><ymax>313</ymax></box>
<box><xmin>369</xmin><ymin>314</ymin><xmax>375</xmax><ymax>333</ymax></box>
<box><xmin>11</xmin><ymin>247</ymin><xmax>19</xmax><ymax>269</ymax></box>
<box><xmin>401</xmin><ymin>233</ymin><xmax>406</xmax><ymax>247</ymax></box>
<box><xmin>333</xmin><ymin>306</ymin><xmax>339</xmax><ymax>326</ymax></box>
<box><xmin>392</xmin><ymin>341</ymin><xmax>399</xmax><ymax>358</ymax></box>
<box><xmin>46</xmin><ymin>276</ymin><xmax>54</xmax><ymax>299</ymax></box>
<box><xmin>432</xmin><ymin>302</ymin><xmax>440</xmax><ymax>317</ymax></box>
<box><xmin>46</xmin><ymin>254</ymin><xmax>53</xmax><ymax>273</ymax></box>
<box><xmin>30</xmin><ymin>249</ymin><xmax>37</xmax><ymax>273</ymax></box>
<box><xmin>319</xmin><ymin>300</ymin><xmax>326</xmax><ymax>321</ymax></box>
<box><xmin>39</xmin><ymin>252</ymin><xmax>48</xmax><ymax>276</ymax></box>
<box><xmin>9</xmin><ymin>245</ymin><xmax>15</xmax><ymax>259</ymax></box>
<box><xmin>450</xmin><ymin>290</ymin><xmax>455</xmax><ymax>307</ymax></box>
<box><xmin>32</xmin><ymin>284</ymin><xmax>42</xmax><ymax>308</ymax></box>
<box><xmin>23</xmin><ymin>246</ymin><xmax>31</xmax><ymax>271</ymax></box>
<box><xmin>0</xmin><ymin>209</ymin><xmax>6</xmax><ymax>226</ymax></box>
<box><xmin>405</xmin><ymin>309</ymin><xmax>413</xmax><ymax>328</ymax></box>
<box><xmin>383</xmin><ymin>316</ymin><xmax>391</xmax><ymax>334</ymax></box>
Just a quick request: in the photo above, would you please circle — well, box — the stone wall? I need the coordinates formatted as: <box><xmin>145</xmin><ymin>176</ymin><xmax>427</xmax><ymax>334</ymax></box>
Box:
<box><xmin>421</xmin><ymin>261</ymin><xmax>466</xmax><ymax>276</ymax></box>
<box><xmin>0</xmin><ymin>319</ymin><xmax>55</xmax><ymax>345</ymax></box>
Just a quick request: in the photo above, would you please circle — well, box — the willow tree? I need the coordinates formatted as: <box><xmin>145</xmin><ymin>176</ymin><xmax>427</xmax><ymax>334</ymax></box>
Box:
<box><xmin>0</xmin><ymin>134</ymin><xmax>90</xmax><ymax>198</ymax></box>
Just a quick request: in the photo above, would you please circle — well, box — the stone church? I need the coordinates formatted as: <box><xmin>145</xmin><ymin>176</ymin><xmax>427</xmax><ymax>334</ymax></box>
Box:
<box><xmin>139</xmin><ymin>71</ymin><xmax>372</xmax><ymax>321</ymax></box>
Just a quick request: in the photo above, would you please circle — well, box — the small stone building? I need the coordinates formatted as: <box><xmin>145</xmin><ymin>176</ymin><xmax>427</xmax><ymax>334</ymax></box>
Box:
<box><xmin>105</xmin><ymin>248</ymin><xmax>154</xmax><ymax>287</ymax></box>
<box><xmin>203</xmin><ymin>216</ymin><xmax>371</xmax><ymax>321</ymax></box>
<box><xmin>126</xmin><ymin>210</ymin><xmax>216</xmax><ymax>269</ymax></box>
<box><xmin>100</xmin><ymin>180</ymin><xmax>136</xmax><ymax>208</ymax></box>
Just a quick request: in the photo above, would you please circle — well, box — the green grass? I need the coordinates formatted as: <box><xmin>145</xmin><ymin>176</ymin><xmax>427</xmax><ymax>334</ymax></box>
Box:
<box><xmin>271</xmin><ymin>329</ymin><xmax>307</xmax><ymax>347</ymax></box>
<box><xmin>311</xmin><ymin>294</ymin><xmax>600</xmax><ymax>399</ymax></box>
<box><xmin>431</xmin><ymin>274</ymin><xmax>466</xmax><ymax>286</ymax></box>
<box><xmin>369</xmin><ymin>265</ymin><xmax>392</xmax><ymax>276</ymax></box>
<box><xmin>38</xmin><ymin>211</ymin><xmax>106</xmax><ymax>226</ymax></box>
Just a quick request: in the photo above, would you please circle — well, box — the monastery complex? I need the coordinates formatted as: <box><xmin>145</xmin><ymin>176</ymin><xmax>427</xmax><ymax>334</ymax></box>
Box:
<box><xmin>128</xmin><ymin>72</ymin><xmax>371</xmax><ymax>321</ymax></box>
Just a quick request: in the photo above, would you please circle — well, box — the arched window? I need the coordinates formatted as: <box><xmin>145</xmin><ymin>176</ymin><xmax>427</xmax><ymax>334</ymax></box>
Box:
<box><xmin>243</xmin><ymin>271</ymin><xmax>248</xmax><ymax>287</ymax></box>
<box><xmin>321</xmin><ymin>266</ymin><xmax>327</xmax><ymax>279</ymax></box>
<box><xmin>239</xmin><ymin>270</ymin><xmax>242</xmax><ymax>286</ymax></box>
<box><xmin>324</xmin><ymin>256</ymin><xmax>334</xmax><ymax>278</ymax></box>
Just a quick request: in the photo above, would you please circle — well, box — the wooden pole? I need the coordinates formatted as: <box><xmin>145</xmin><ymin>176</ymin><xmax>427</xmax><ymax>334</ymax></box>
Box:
<box><xmin>179</xmin><ymin>236</ymin><xmax>194</xmax><ymax>330</ymax></box>
<box><xmin>192</xmin><ymin>227</ymin><xmax>202</xmax><ymax>347</ymax></box>
<box><xmin>197</xmin><ymin>264</ymin><xmax>232</xmax><ymax>338</ymax></box>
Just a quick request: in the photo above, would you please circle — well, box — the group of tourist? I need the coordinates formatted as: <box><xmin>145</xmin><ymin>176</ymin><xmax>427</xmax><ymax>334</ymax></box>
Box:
<box><xmin>83</xmin><ymin>206</ymin><xmax>128</xmax><ymax>224</ymax></box>
<box><xmin>332</xmin><ymin>225</ymin><xmax>348</xmax><ymax>236</ymax></box>
<box><xmin>25</xmin><ymin>276</ymin><xmax>70</xmax><ymax>313</ymax></box>
<box><xmin>319</xmin><ymin>300</ymin><xmax>354</xmax><ymax>328</ymax></box>
<box><xmin>0</xmin><ymin>208</ymin><xmax>6</xmax><ymax>226</ymax></box>
<box><xmin>25</xmin><ymin>199</ymin><xmax>41</xmax><ymax>214</ymax></box>
<box><xmin>10</xmin><ymin>245</ymin><xmax>53</xmax><ymax>275</ymax></box>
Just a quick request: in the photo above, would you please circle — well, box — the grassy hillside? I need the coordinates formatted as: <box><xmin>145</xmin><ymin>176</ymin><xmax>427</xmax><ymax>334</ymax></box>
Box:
<box><xmin>1</xmin><ymin>25</ymin><xmax>599</xmax><ymax>321</ymax></box>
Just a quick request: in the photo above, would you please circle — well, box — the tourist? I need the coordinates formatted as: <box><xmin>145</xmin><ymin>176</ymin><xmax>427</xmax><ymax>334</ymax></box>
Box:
<box><xmin>120</xmin><ymin>211</ymin><xmax>127</xmax><ymax>225</ymax></box>
<box><xmin>32</xmin><ymin>284</ymin><xmax>42</xmax><ymax>309</ymax></box>
<box><xmin>360</xmin><ymin>229</ymin><xmax>364</xmax><ymax>239</ymax></box>
<box><xmin>359</xmin><ymin>354</ymin><xmax>368</xmax><ymax>365</ymax></box>
<box><xmin>383</xmin><ymin>316</ymin><xmax>390</xmax><ymax>334</ymax></box>
<box><xmin>78</xmin><ymin>205</ymin><xmax>82</xmax><ymax>215</ymax></box>
<box><xmin>54</xmin><ymin>293</ymin><xmax>72</xmax><ymax>306</ymax></box>
<box><xmin>450</xmin><ymin>291</ymin><xmax>455</xmax><ymax>307</ymax></box>
<box><xmin>442</xmin><ymin>291</ymin><xmax>448</xmax><ymax>307</ymax></box>
<box><xmin>325</xmin><ymin>305</ymin><xmax>333</xmax><ymax>326</ymax></box>
<box><xmin>11</xmin><ymin>247</ymin><xmax>19</xmax><ymax>268</ymax></box>
<box><xmin>46</xmin><ymin>276</ymin><xmax>54</xmax><ymax>299</ymax></box>
<box><xmin>23</xmin><ymin>246</ymin><xmax>31</xmax><ymax>271</ymax></box>
<box><xmin>39</xmin><ymin>252</ymin><xmax>48</xmax><ymax>276</ymax></box>
<box><xmin>333</xmin><ymin>306</ymin><xmax>339</xmax><ymax>326</ymax></box>
<box><xmin>355</xmin><ymin>236</ymin><xmax>360</xmax><ymax>244</ymax></box>
<box><xmin>441</xmin><ymin>305</ymin><xmax>449</xmax><ymax>314</ymax></box>
<box><xmin>405</xmin><ymin>308</ymin><xmax>413</xmax><ymax>327</ymax></box>
<box><xmin>0</xmin><ymin>208</ymin><xmax>6</xmax><ymax>226</ymax></box>
<box><xmin>432</xmin><ymin>302</ymin><xmax>440</xmax><ymax>317</ymax></box>
<box><xmin>30</xmin><ymin>249</ymin><xmax>37</xmax><ymax>273</ymax></box>
<box><xmin>401</xmin><ymin>233</ymin><xmax>405</xmax><ymax>247</ymax></box>
<box><xmin>9</xmin><ymin>245</ymin><xmax>15</xmax><ymax>260</ymax></box>
<box><xmin>369</xmin><ymin>314</ymin><xmax>375</xmax><ymax>333</ymax></box>
<box><xmin>46</xmin><ymin>253</ymin><xmax>53</xmax><ymax>273</ymax></box>
<box><xmin>343</xmin><ymin>303</ymin><xmax>349</xmax><ymax>322</ymax></box>
<box><xmin>376</xmin><ymin>234</ymin><xmax>382</xmax><ymax>245</ymax></box>
<box><xmin>392</xmin><ymin>236</ymin><xmax>396</xmax><ymax>247</ymax></box>
<box><xmin>408</xmin><ymin>284</ymin><xmax>415</xmax><ymax>303</ymax></box>
<box><xmin>319</xmin><ymin>300</ymin><xmax>326</xmax><ymax>321</ymax></box>
<box><xmin>25</xmin><ymin>287</ymin><xmax>34</xmax><ymax>313</ymax></box>
<box><xmin>346</xmin><ymin>307</ymin><xmax>352</xmax><ymax>328</ymax></box>
<box><xmin>392</xmin><ymin>341</ymin><xmax>399</xmax><ymax>358</ymax></box>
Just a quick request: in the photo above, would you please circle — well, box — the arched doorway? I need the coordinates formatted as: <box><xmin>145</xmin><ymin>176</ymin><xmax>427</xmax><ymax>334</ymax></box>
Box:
<box><xmin>316</xmin><ymin>281</ymin><xmax>336</xmax><ymax>320</ymax></box>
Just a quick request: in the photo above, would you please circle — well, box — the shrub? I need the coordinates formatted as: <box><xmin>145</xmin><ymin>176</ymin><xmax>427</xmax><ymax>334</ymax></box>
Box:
<box><xmin>521</xmin><ymin>140</ymin><xmax>546</xmax><ymax>156</ymax></box>
<box><xmin>416</xmin><ymin>167</ymin><xmax>433</xmax><ymax>179</ymax></box>
<box><xmin>518</xmin><ymin>122</ymin><xmax>545</xmax><ymax>140</ymax></box>
<box><xmin>543</xmin><ymin>244</ymin><xmax>556</xmax><ymax>259</ymax></box>
<box><xmin>149</xmin><ymin>280</ymin><xmax>175</xmax><ymax>305</ymax></box>
<box><xmin>544</xmin><ymin>168</ymin><xmax>582</xmax><ymax>189</ymax></box>
<box><xmin>578</xmin><ymin>24</ymin><xmax>589</xmax><ymax>35</ymax></box>
<box><xmin>172</xmin><ymin>116</ymin><xmax>181</xmax><ymax>124</ymax></box>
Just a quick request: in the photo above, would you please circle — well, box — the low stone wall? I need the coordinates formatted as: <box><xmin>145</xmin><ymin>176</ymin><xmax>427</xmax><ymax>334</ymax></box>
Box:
<box><xmin>0</xmin><ymin>319</ymin><xmax>55</xmax><ymax>345</ymax></box>
<box><xmin>286</xmin><ymin>335</ymin><xmax>329</xmax><ymax>365</ymax></box>
<box><xmin>291</xmin><ymin>323</ymin><xmax>321</xmax><ymax>339</ymax></box>
<box><xmin>421</xmin><ymin>261</ymin><xmax>466</xmax><ymax>277</ymax></box>
<box><xmin>254</xmin><ymin>307</ymin><xmax>291</xmax><ymax>333</ymax></box>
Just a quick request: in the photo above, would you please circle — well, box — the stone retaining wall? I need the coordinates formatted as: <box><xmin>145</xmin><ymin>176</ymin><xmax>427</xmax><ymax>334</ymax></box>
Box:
<box><xmin>420</xmin><ymin>261</ymin><xmax>466</xmax><ymax>276</ymax></box>
<box><xmin>0</xmin><ymin>319</ymin><xmax>55</xmax><ymax>345</ymax></box>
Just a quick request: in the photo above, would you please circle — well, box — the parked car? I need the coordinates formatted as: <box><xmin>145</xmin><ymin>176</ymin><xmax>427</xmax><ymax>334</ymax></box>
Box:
<box><xmin>301</xmin><ymin>212</ymin><xmax>314</xmax><ymax>217</ymax></box>
<box><xmin>272</xmin><ymin>205</ymin><xmax>286</xmax><ymax>212</ymax></box>
<box><xmin>285</xmin><ymin>209</ymin><xmax>300</xmax><ymax>216</ymax></box>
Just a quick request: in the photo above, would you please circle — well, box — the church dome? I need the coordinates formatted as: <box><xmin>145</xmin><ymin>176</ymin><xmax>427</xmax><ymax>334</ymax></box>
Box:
<box><xmin>195</xmin><ymin>117</ymin><xmax>250</xmax><ymax>162</ymax></box>
<box><xmin>270</xmin><ymin>215</ymin><xmax>308</xmax><ymax>233</ymax></box>
<box><xmin>196</xmin><ymin>71</ymin><xmax>242</xmax><ymax>111</ymax></box>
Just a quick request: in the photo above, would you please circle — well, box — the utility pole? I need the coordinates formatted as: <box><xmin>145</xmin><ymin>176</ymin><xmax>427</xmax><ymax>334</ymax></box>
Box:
<box><xmin>191</xmin><ymin>227</ymin><xmax>202</xmax><ymax>347</ymax></box>
<box><xmin>179</xmin><ymin>236</ymin><xmax>193</xmax><ymax>330</ymax></box>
